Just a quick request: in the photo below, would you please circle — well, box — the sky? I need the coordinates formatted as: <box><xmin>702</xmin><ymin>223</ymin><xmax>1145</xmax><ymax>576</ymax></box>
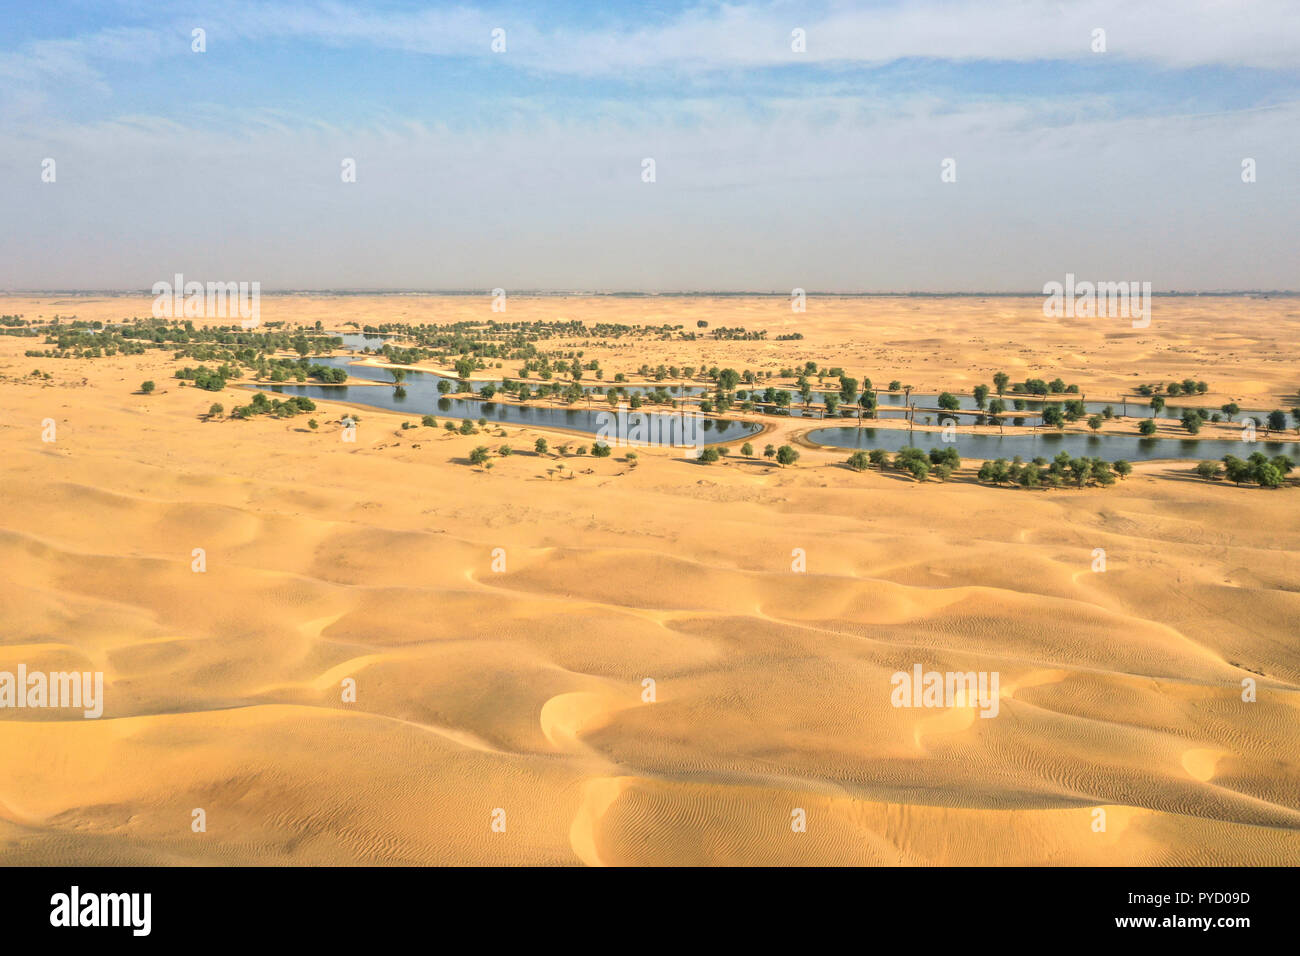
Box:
<box><xmin>1</xmin><ymin>0</ymin><xmax>1298</xmax><ymax>292</ymax></box>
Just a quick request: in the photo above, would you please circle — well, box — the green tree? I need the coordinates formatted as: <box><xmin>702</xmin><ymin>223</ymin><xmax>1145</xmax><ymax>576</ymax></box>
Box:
<box><xmin>1138</xmin><ymin>418</ymin><xmax>1157</xmax><ymax>436</ymax></box>
<box><xmin>776</xmin><ymin>445</ymin><xmax>800</xmax><ymax>467</ymax></box>
<box><xmin>534</xmin><ymin>438</ymin><xmax>549</xmax><ymax>455</ymax></box>
<box><xmin>847</xmin><ymin>451</ymin><xmax>871</xmax><ymax>471</ymax></box>
<box><xmin>1255</xmin><ymin>462</ymin><xmax>1284</xmax><ymax>488</ymax></box>
<box><xmin>141</xmin><ymin>380</ymin><xmax>155</xmax><ymax>394</ymax></box>
<box><xmin>469</xmin><ymin>446</ymin><xmax>491</xmax><ymax>467</ymax></box>
<box><xmin>1222</xmin><ymin>456</ymin><xmax>1250</xmax><ymax>485</ymax></box>
<box><xmin>741</xmin><ymin>442</ymin><xmax>754</xmax><ymax>457</ymax></box>
<box><xmin>207</xmin><ymin>402</ymin><xmax>224</xmax><ymax>417</ymax></box>
<box><xmin>992</xmin><ymin>372</ymin><xmax>1010</xmax><ymax>395</ymax></box>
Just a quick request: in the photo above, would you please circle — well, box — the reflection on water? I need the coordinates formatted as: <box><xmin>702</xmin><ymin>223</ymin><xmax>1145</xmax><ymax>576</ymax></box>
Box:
<box><xmin>248</xmin><ymin>356</ymin><xmax>760</xmax><ymax>445</ymax></box>
<box><xmin>806</xmin><ymin>426</ymin><xmax>1291</xmax><ymax>463</ymax></box>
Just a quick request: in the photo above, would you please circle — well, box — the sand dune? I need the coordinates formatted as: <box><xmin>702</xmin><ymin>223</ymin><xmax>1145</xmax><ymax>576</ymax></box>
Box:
<box><xmin>1</xmin><ymin>294</ymin><xmax>1297</xmax><ymax>865</ymax></box>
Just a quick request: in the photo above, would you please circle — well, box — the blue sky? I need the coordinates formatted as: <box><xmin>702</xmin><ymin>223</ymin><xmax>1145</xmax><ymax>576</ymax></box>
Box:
<box><xmin>2</xmin><ymin>1</ymin><xmax>1298</xmax><ymax>290</ymax></box>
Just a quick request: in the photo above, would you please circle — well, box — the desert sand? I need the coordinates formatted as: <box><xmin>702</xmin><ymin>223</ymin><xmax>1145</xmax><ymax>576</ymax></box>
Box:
<box><xmin>1</xmin><ymin>294</ymin><xmax>1297</xmax><ymax>865</ymax></box>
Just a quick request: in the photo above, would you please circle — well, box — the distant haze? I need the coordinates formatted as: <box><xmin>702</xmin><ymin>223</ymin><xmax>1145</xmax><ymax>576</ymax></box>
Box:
<box><xmin>2</xmin><ymin>1</ymin><xmax>1298</xmax><ymax>292</ymax></box>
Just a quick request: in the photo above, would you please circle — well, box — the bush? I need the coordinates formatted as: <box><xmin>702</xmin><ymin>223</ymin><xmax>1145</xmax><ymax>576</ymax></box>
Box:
<box><xmin>929</xmin><ymin>447</ymin><xmax>960</xmax><ymax>469</ymax></box>
<box><xmin>591</xmin><ymin>443</ymin><xmax>612</xmax><ymax>457</ymax></box>
<box><xmin>140</xmin><ymin>381</ymin><xmax>155</xmax><ymax>394</ymax></box>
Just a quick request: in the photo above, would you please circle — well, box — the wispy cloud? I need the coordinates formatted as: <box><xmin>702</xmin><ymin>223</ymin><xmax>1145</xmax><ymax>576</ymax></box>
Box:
<box><xmin>1</xmin><ymin>2</ymin><xmax>1296</xmax><ymax>290</ymax></box>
